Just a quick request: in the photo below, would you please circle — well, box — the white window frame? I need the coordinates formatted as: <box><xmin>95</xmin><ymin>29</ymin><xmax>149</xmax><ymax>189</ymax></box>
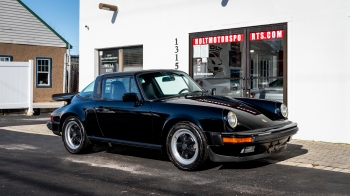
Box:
<box><xmin>0</xmin><ymin>56</ymin><xmax>12</xmax><ymax>61</ymax></box>
<box><xmin>36</xmin><ymin>58</ymin><xmax>52</xmax><ymax>88</ymax></box>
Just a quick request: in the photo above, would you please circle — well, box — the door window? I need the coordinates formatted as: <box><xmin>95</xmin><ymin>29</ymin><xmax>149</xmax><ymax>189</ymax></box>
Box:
<box><xmin>249</xmin><ymin>29</ymin><xmax>285</xmax><ymax>103</ymax></box>
<box><xmin>102</xmin><ymin>77</ymin><xmax>140</xmax><ymax>101</ymax></box>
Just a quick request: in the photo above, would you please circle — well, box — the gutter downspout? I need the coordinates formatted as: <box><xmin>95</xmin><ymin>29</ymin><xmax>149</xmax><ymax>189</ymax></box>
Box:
<box><xmin>63</xmin><ymin>53</ymin><xmax>67</xmax><ymax>93</ymax></box>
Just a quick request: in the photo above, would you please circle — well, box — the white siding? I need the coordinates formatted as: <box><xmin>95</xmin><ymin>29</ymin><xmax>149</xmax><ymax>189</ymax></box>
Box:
<box><xmin>0</xmin><ymin>0</ymin><xmax>66</xmax><ymax>47</ymax></box>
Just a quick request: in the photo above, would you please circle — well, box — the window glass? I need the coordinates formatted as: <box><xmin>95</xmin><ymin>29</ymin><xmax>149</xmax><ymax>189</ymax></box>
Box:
<box><xmin>36</xmin><ymin>58</ymin><xmax>51</xmax><ymax>87</ymax></box>
<box><xmin>192</xmin><ymin>38</ymin><xmax>244</xmax><ymax>96</ymax></box>
<box><xmin>155</xmin><ymin>75</ymin><xmax>189</xmax><ymax>95</ymax></box>
<box><xmin>99</xmin><ymin>46</ymin><xmax>143</xmax><ymax>75</ymax></box>
<box><xmin>123</xmin><ymin>47</ymin><xmax>143</xmax><ymax>71</ymax></box>
<box><xmin>100</xmin><ymin>50</ymin><xmax>118</xmax><ymax>74</ymax></box>
<box><xmin>0</xmin><ymin>56</ymin><xmax>12</xmax><ymax>61</ymax></box>
<box><xmin>78</xmin><ymin>81</ymin><xmax>95</xmax><ymax>99</ymax></box>
<box><xmin>130</xmin><ymin>78</ymin><xmax>141</xmax><ymax>99</ymax></box>
<box><xmin>249</xmin><ymin>33</ymin><xmax>284</xmax><ymax>103</ymax></box>
<box><xmin>102</xmin><ymin>77</ymin><xmax>133</xmax><ymax>101</ymax></box>
<box><xmin>139</xmin><ymin>72</ymin><xmax>202</xmax><ymax>100</ymax></box>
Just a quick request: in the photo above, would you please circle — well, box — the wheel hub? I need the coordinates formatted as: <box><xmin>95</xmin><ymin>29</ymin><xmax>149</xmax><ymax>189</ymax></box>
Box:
<box><xmin>182</xmin><ymin>143</ymin><xmax>187</xmax><ymax>150</ymax></box>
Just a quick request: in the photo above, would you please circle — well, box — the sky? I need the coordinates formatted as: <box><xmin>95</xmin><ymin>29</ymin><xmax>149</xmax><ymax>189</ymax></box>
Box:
<box><xmin>21</xmin><ymin>0</ymin><xmax>79</xmax><ymax>55</ymax></box>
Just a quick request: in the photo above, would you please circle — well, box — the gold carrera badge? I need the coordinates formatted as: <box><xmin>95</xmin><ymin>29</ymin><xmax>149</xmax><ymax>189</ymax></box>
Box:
<box><xmin>262</xmin><ymin>119</ymin><xmax>267</xmax><ymax>123</ymax></box>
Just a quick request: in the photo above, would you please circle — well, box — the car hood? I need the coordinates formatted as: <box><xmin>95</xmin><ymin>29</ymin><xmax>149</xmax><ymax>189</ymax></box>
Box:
<box><xmin>159</xmin><ymin>95</ymin><xmax>288</xmax><ymax>130</ymax></box>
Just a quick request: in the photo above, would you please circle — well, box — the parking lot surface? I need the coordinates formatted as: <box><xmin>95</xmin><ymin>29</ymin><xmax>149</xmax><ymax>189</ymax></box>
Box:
<box><xmin>0</xmin><ymin>115</ymin><xmax>349</xmax><ymax>195</ymax></box>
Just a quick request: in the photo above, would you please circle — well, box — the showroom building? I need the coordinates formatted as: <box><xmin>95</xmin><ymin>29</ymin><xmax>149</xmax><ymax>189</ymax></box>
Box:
<box><xmin>80</xmin><ymin>0</ymin><xmax>350</xmax><ymax>143</ymax></box>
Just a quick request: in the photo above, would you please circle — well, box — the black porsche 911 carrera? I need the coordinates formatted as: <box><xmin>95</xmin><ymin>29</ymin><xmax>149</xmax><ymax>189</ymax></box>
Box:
<box><xmin>47</xmin><ymin>70</ymin><xmax>298</xmax><ymax>171</ymax></box>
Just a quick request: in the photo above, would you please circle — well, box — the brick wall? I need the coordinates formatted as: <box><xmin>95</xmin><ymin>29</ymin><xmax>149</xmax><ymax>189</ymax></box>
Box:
<box><xmin>0</xmin><ymin>43</ymin><xmax>66</xmax><ymax>102</ymax></box>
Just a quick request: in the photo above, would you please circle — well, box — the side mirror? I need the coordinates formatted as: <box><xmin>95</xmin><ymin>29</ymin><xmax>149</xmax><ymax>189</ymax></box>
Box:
<box><xmin>122</xmin><ymin>93</ymin><xmax>139</xmax><ymax>103</ymax></box>
<box><xmin>209</xmin><ymin>88</ymin><xmax>216</xmax><ymax>95</ymax></box>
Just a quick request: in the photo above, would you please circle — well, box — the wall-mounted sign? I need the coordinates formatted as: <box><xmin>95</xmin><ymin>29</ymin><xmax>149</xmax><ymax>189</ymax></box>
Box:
<box><xmin>250</xmin><ymin>30</ymin><xmax>284</xmax><ymax>41</ymax></box>
<box><xmin>192</xmin><ymin>34</ymin><xmax>244</xmax><ymax>45</ymax></box>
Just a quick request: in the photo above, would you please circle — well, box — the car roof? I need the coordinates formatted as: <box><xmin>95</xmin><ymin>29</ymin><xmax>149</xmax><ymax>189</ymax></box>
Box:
<box><xmin>99</xmin><ymin>69</ymin><xmax>186</xmax><ymax>78</ymax></box>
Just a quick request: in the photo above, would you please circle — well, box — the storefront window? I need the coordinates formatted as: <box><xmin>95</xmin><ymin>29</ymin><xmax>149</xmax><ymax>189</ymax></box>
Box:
<box><xmin>99</xmin><ymin>46</ymin><xmax>143</xmax><ymax>75</ymax></box>
<box><xmin>190</xmin><ymin>24</ymin><xmax>287</xmax><ymax>104</ymax></box>
<box><xmin>192</xmin><ymin>32</ymin><xmax>245</xmax><ymax>96</ymax></box>
<box><xmin>249</xmin><ymin>29</ymin><xmax>285</xmax><ymax>103</ymax></box>
<box><xmin>123</xmin><ymin>47</ymin><xmax>143</xmax><ymax>71</ymax></box>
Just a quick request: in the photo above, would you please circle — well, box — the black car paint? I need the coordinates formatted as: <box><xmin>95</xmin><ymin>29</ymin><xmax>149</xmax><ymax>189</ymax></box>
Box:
<box><xmin>48</xmin><ymin>69</ymin><xmax>298</xmax><ymax>161</ymax></box>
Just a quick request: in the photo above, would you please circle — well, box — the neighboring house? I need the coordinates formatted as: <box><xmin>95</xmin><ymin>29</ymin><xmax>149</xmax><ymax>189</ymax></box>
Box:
<box><xmin>0</xmin><ymin>0</ymin><xmax>72</xmax><ymax>102</ymax></box>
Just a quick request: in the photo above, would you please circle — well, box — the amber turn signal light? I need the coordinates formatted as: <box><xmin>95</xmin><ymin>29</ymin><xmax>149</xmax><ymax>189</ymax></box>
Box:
<box><xmin>222</xmin><ymin>136</ymin><xmax>253</xmax><ymax>144</ymax></box>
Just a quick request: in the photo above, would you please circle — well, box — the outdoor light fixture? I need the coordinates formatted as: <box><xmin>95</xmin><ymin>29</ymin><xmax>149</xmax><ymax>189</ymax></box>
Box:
<box><xmin>99</xmin><ymin>3</ymin><xmax>118</xmax><ymax>12</ymax></box>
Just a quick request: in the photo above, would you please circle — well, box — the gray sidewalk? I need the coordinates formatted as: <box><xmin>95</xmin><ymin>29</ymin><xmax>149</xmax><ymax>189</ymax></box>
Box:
<box><xmin>261</xmin><ymin>140</ymin><xmax>350</xmax><ymax>172</ymax></box>
<box><xmin>1</xmin><ymin>102</ymin><xmax>63</xmax><ymax>115</ymax></box>
<box><xmin>33</xmin><ymin>102</ymin><xmax>64</xmax><ymax>109</ymax></box>
<box><xmin>33</xmin><ymin>102</ymin><xmax>64</xmax><ymax>113</ymax></box>
<box><xmin>1</xmin><ymin>123</ymin><xmax>350</xmax><ymax>173</ymax></box>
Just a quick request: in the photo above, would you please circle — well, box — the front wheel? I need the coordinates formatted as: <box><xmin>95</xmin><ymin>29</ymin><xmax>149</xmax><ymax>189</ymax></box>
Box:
<box><xmin>62</xmin><ymin>116</ymin><xmax>93</xmax><ymax>154</ymax></box>
<box><xmin>166</xmin><ymin>122</ymin><xmax>209</xmax><ymax>171</ymax></box>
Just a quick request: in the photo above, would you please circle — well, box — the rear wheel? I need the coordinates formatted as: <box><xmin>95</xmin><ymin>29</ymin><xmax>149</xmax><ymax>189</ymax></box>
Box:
<box><xmin>166</xmin><ymin>122</ymin><xmax>209</xmax><ymax>171</ymax></box>
<box><xmin>62</xmin><ymin>116</ymin><xmax>93</xmax><ymax>154</ymax></box>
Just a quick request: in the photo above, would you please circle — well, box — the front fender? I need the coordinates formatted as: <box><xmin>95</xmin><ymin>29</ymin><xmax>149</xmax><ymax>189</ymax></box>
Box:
<box><xmin>234</xmin><ymin>97</ymin><xmax>286</xmax><ymax>120</ymax></box>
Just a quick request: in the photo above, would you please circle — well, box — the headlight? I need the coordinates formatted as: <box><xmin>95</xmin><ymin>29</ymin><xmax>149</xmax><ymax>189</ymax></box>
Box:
<box><xmin>280</xmin><ymin>104</ymin><xmax>288</xmax><ymax>118</ymax></box>
<box><xmin>227</xmin><ymin>111</ymin><xmax>238</xmax><ymax>128</ymax></box>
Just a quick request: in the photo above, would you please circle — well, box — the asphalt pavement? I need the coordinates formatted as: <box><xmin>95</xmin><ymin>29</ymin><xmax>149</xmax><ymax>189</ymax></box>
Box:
<box><xmin>0</xmin><ymin>114</ymin><xmax>349</xmax><ymax>195</ymax></box>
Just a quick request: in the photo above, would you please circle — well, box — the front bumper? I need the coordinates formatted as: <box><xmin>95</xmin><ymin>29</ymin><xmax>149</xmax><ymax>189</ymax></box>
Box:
<box><xmin>46</xmin><ymin>121</ymin><xmax>61</xmax><ymax>136</ymax></box>
<box><xmin>206</xmin><ymin>122</ymin><xmax>298</xmax><ymax>162</ymax></box>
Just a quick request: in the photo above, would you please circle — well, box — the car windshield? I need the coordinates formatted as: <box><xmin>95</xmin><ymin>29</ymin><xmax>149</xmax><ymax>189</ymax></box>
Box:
<box><xmin>138</xmin><ymin>72</ymin><xmax>203</xmax><ymax>100</ymax></box>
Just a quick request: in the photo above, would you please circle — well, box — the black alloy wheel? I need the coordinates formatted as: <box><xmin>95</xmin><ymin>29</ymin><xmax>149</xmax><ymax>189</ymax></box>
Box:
<box><xmin>62</xmin><ymin>116</ymin><xmax>93</xmax><ymax>154</ymax></box>
<box><xmin>166</xmin><ymin>122</ymin><xmax>209</xmax><ymax>171</ymax></box>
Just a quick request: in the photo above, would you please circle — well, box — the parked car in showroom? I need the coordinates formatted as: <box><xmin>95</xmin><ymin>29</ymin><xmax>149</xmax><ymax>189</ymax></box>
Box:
<box><xmin>195</xmin><ymin>78</ymin><xmax>241</xmax><ymax>96</ymax></box>
<box><xmin>47</xmin><ymin>70</ymin><xmax>298</xmax><ymax>171</ymax></box>
<box><xmin>250</xmin><ymin>78</ymin><xmax>283</xmax><ymax>103</ymax></box>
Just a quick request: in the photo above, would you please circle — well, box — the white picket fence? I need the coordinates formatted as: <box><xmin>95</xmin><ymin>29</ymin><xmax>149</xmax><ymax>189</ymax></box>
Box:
<box><xmin>0</xmin><ymin>60</ymin><xmax>33</xmax><ymax>114</ymax></box>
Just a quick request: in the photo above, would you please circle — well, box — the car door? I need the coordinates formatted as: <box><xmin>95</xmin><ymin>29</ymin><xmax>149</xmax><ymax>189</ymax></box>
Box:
<box><xmin>95</xmin><ymin>76</ymin><xmax>153</xmax><ymax>143</ymax></box>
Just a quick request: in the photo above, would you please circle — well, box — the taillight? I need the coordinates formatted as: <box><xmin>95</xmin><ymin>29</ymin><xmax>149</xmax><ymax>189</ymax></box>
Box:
<box><xmin>50</xmin><ymin>116</ymin><xmax>54</xmax><ymax>122</ymax></box>
<box><xmin>250</xmin><ymin>93</ymin><xmax>255</xmax><ymax>98</ymax></box>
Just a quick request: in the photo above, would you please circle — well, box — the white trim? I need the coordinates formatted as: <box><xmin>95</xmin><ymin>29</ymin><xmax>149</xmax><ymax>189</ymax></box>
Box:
<box><xmin>287</xmin><ymin>20</ymin><xmax>293</xmax><ymax>120</ymax></box>
<box><xmin>28</xmin><ymin>60</ymin><xmax>33</xmax><ymax>115</ymax></box>
<box><xmin>36</xmin><ymin>58</ymin><xmax>51</xmax><ymax>86</ymax></box>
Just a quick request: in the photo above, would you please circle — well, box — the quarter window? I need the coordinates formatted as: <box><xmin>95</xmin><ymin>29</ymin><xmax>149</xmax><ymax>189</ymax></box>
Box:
<box><xmin>36</xmin><ymin>58</ymin><xmax>52</xmax><ymax>87</ymax></box>
<box><xmin>78</xmin><ymin>81</ymin><xmax>95</xmax><ymax>99</ymax></box>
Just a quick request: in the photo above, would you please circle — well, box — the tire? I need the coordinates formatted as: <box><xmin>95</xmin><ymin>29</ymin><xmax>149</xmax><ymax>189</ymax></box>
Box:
<box><xmin>62</xmin><ymin>116</ymin><xmax>93</xmax><ymax>154</ymax></box>
<box><xmin>166</xmin><ymin>122</ymin><xmax>209</xmax><ymax>171</ymax></box>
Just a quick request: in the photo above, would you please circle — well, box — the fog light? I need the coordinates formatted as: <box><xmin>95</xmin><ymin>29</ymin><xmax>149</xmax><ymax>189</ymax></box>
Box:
<box><xmin>240</xmin><ymin>146</ymin><xmax>255</xmax><ymax>153</ymax></box>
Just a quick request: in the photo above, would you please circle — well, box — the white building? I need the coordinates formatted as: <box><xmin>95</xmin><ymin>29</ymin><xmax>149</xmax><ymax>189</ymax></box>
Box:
<box><xmin>80</xmin><ymin>0</ymin><xmax>350</xmax><ymax>144</ymax></box>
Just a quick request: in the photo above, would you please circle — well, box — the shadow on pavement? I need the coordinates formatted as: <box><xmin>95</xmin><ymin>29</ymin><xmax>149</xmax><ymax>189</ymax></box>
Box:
<box><xmin>90</xmin><ymin>144</ymin><xmax>170</xmax><ymax>162</ymax></box>
<box><xmin>261</xmin><ymin>143</ymin><xmax>309</xmax><ymax>162</ymax></box>
<box><xmin>88</xmin><ymin>143</ymin><xmax>309</xmax><ymax>171</ymax></box>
